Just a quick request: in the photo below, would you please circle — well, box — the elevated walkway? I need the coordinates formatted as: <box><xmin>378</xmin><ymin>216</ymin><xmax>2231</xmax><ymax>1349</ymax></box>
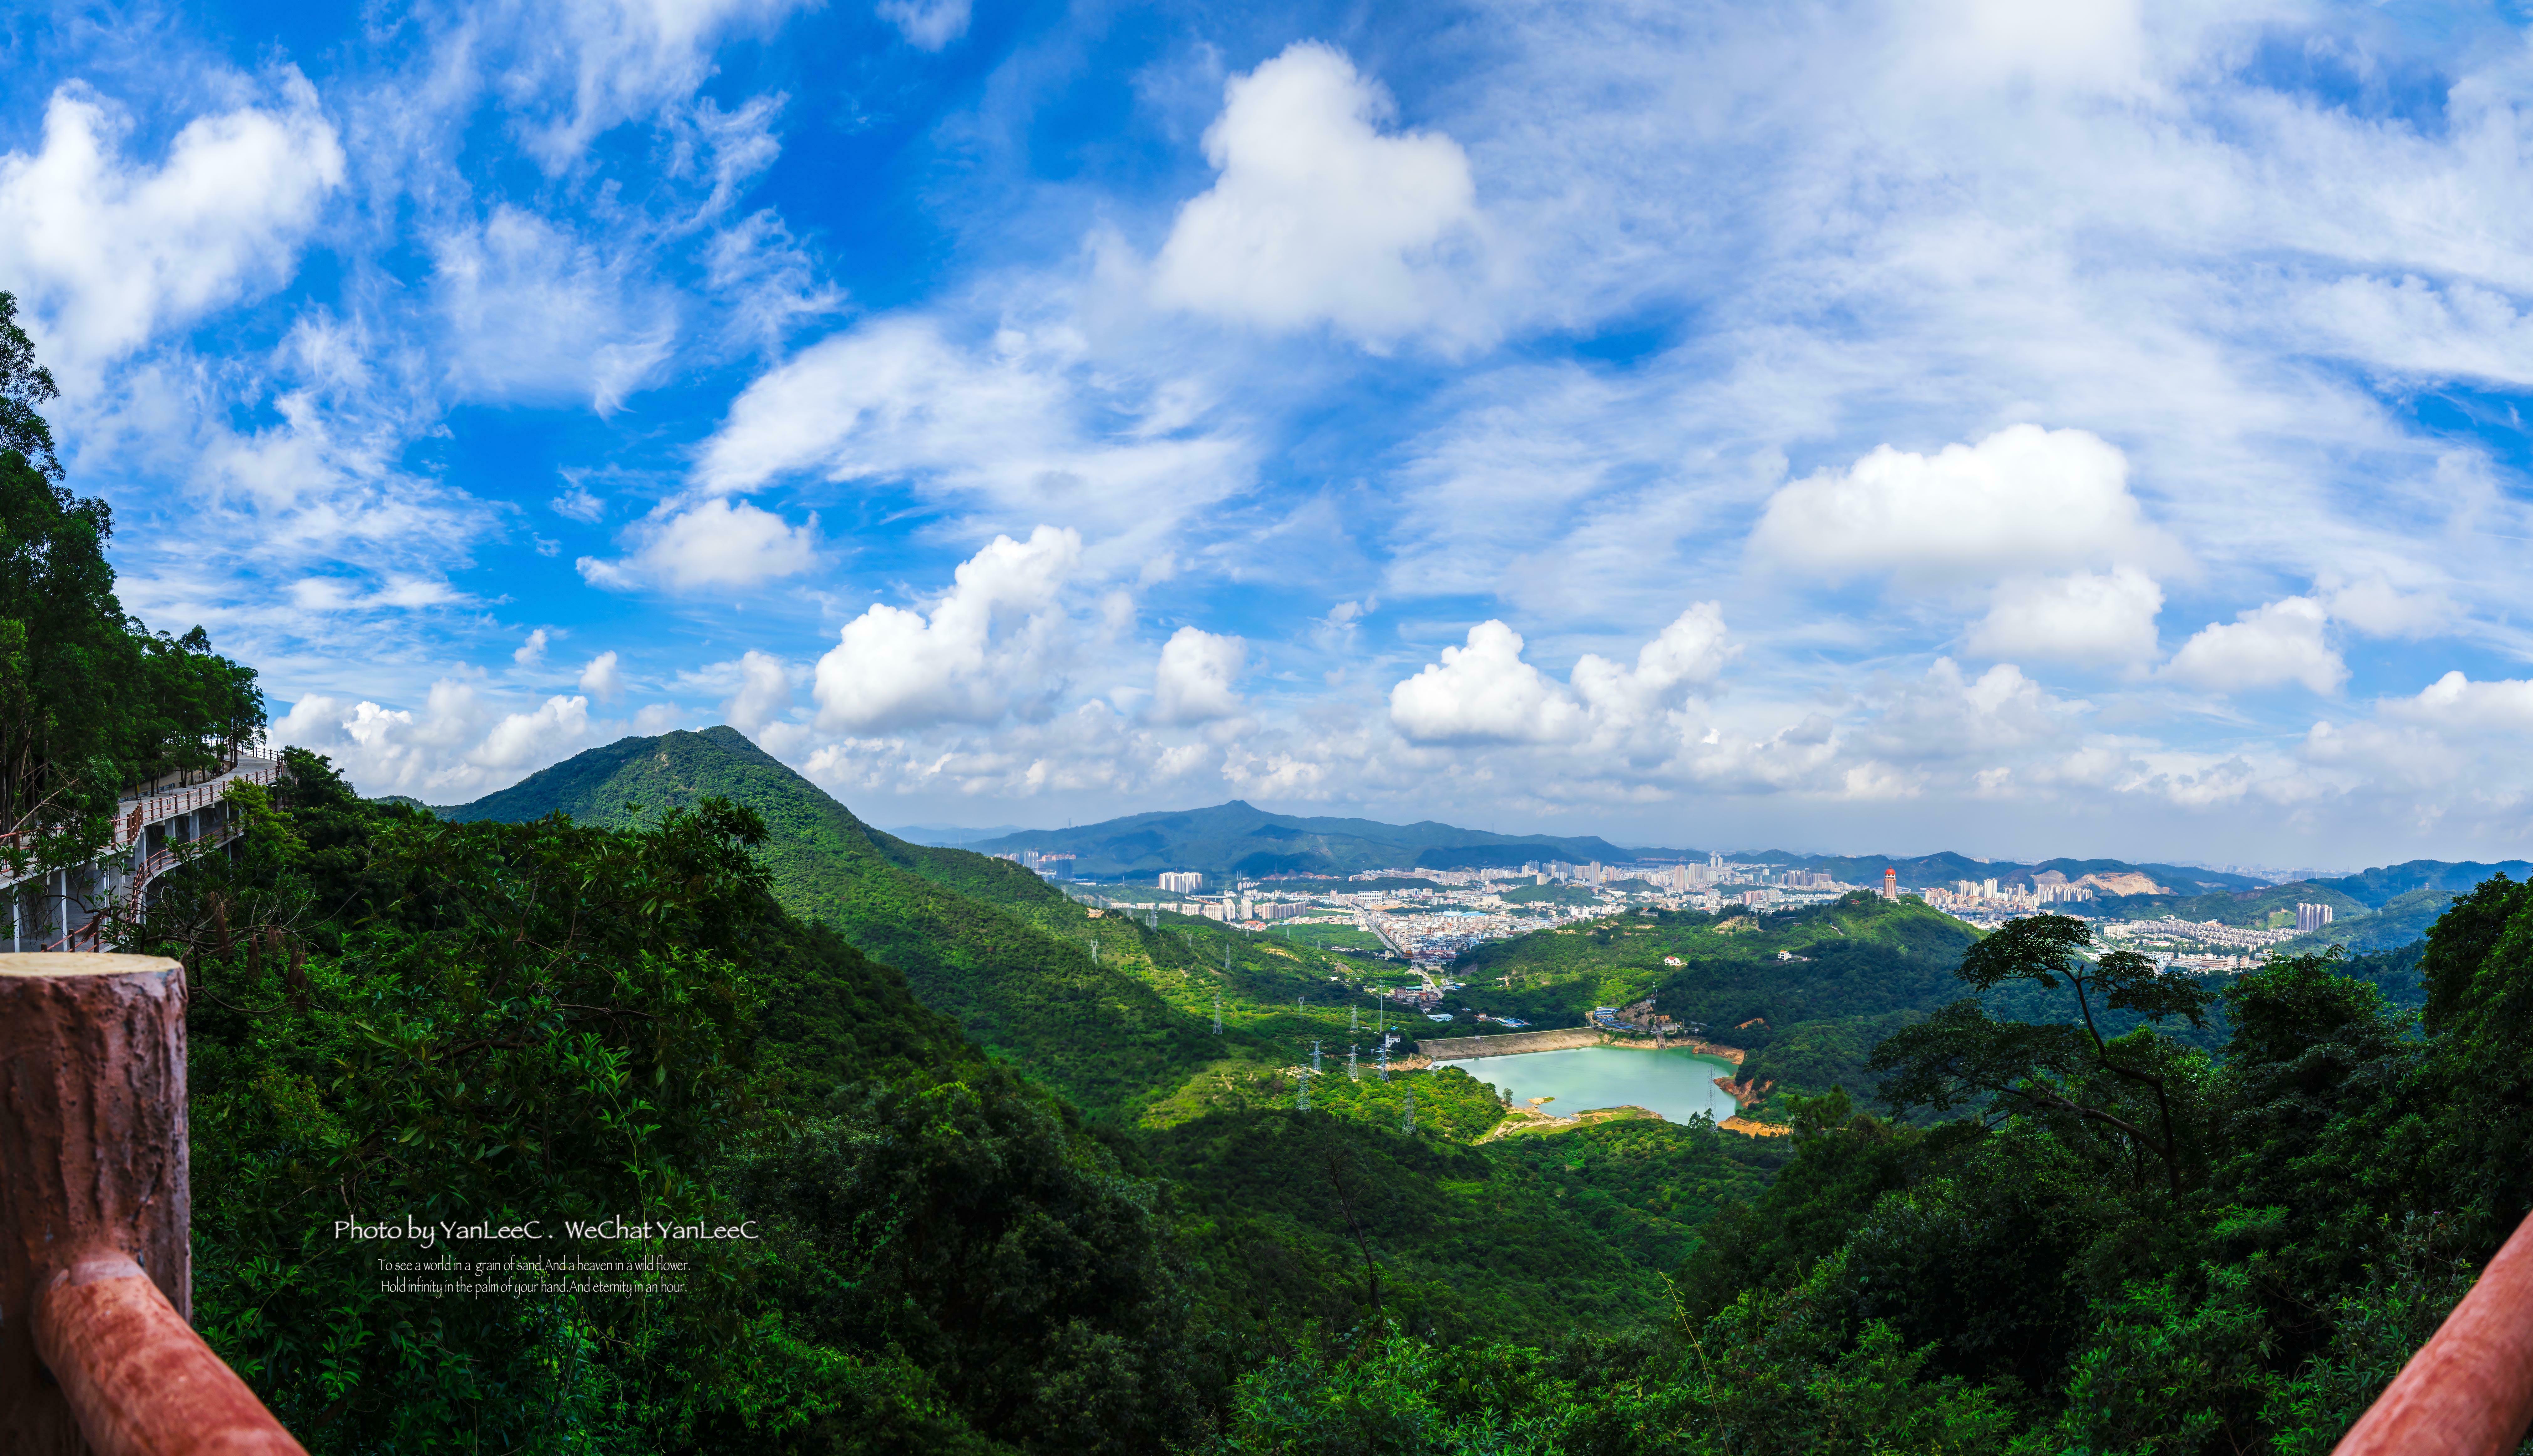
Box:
<box><xmin>7</xmin><ymin>754</ymin><xmax>277</xmax><ymax>951</ymax></box>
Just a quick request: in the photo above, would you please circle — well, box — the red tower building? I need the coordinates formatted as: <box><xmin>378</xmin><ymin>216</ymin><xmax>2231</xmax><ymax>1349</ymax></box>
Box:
<box><xmin>1882</xmin><ymin>867</ymin><xmax>1898</xmax><ymax>900</ymax></box>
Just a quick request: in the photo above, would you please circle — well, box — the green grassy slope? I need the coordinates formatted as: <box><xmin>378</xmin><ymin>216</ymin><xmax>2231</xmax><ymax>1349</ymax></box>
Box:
<box><xmin>441</xmin><ymin>728</ymin><xmax>1218</xmax><ymax>1116</ymax></box>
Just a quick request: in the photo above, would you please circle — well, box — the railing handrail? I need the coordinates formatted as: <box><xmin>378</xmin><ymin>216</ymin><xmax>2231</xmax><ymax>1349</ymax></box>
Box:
<box><xmin>0</xmin><ymin>954</ymin><xmax>310</xmax><ymax>1454</ymax></box>
<box><xmin>2333</xmin><ymin>1208</ymin><xmax>2533</xmax><ymax>1456</ymax></box>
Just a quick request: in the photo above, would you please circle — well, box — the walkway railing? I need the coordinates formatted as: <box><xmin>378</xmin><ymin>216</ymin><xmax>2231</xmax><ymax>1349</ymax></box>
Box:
<box><xmin>2333</xmin><ymin>1208</ymin><xmax>2533</xmax><ymax>1456</ymax></box>
<box><xmin>0</xmin><ymin>953</ymin><xmax>308</xmax><ymax>1454</ymax></box>
<box><xmin>121</xmin><ymin>820</ymin><xmax>245</xmax><ymax>925</ymax></box>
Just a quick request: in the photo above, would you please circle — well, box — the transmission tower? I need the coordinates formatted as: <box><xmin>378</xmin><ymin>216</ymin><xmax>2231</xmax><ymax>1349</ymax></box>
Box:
<box><xmin>1401</xmin><ymin>1090</ymin><xmax>1416</xmax><ymax>1134</ymax></box>
<box><xmin>1213</xmin><ymin>991</ymin><xmax>1222</xmax><ymax>1035</ymax></box>
<box><xmin>1349</xmin><ymin>1043</ymin><xmax>1359</xmax><ymax>1080</ymax></box>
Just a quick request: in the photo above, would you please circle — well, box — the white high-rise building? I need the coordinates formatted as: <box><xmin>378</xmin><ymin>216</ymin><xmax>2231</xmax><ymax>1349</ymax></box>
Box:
<box><xmin>1159</xmin><ymin>870</ymin><xmax>1204</xmax><ymax>893</ymax></box>
<box><xmin>2296</xmin><ymin>902</ymin><xmax>2335</xmax><ymax>934</ymax></box>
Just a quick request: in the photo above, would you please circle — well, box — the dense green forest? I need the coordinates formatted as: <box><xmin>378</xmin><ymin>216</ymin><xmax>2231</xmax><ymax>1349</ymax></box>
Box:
<box><xmin>152</xmin><ymin>747</ymin><xmax>2533</xmax><ymax>1454</ymax></box>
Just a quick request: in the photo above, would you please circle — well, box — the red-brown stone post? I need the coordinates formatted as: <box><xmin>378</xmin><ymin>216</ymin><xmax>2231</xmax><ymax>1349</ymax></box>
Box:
<box><xmin>0</xmin><ymin>952</ymin><xmax>305</xmax><ymax>1456</ymax></box>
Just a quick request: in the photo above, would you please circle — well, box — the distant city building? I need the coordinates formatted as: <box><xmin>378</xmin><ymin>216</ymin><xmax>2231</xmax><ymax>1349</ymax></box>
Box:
<box><xmin>1159</xmin><ymin>871</ymin><xmax>1204</xmax><ymax>893</ymax></box>
<box><xmin>2297</xmin><ymin>902</ymin><xmax>2335</xmax><ymax>933</ymax></box>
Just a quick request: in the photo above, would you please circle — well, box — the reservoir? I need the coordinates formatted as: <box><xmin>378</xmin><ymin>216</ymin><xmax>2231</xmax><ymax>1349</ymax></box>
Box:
<box><xmin>1432</xmin><ymin>1045</ymin><xmax>1743</xmax><ymax>1124</ymax></box>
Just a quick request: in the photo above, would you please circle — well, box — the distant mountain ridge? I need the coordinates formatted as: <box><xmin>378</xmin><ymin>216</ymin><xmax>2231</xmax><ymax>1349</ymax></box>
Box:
<box><xmin>965</xmin><ymin>800</ymin><xmax>1640</xmax><ymax>878</ymax></box>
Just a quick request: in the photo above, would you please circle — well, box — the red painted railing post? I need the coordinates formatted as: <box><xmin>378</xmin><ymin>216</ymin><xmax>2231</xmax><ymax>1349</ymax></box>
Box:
<box><xmin>0</xmin><ymin>953</ymin><xmax>307</xmax><ymax>1455</ymax></box>
<box><xmin>2334</xmin><ymin>1208</ymin><xmax>2533</xmax><ymax>1456</ymax></box>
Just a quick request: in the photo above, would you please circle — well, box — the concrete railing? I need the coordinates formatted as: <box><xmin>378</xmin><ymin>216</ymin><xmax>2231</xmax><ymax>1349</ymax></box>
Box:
<box><xmin>0</xmin><ymin>954</ymin><xmax>307</xmax><ymax>1455</ymax></box>
<box><xmin>2333</xmin><ymin>1208</ymin><xmax>2533</xmax><ymax>1456</ymax></box>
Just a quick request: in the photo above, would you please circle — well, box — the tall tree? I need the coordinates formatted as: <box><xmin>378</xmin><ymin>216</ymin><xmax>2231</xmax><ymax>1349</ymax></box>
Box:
<box><xmin>0</xmin><ymin>292</ymin><xmax>61</xmax><ymax>481</ymax></box>
<box><xmin>1872</xmin><ymin>914</ymin><xmax>2213</xmax><ymax>1198</ymax></box>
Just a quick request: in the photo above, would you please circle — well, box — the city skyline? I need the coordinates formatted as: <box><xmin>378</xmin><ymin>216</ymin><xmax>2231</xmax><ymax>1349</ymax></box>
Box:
<box><xmin>9</xmin><ymin>2</ymin><xmax>2533</xmax><ymax>864</ymax></box>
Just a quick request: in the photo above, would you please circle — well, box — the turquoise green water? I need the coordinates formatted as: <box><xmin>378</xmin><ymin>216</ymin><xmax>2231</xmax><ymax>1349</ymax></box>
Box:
<box><xmin>1433</xmin><ymin>1045</ymin><xmax>1742</xmax><ymax>1123</ymax></box>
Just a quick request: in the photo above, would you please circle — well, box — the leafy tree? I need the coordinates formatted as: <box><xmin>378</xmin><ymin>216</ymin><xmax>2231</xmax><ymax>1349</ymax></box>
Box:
<box><xmin>0</xmin><ymin>317</ymin><xmax>262</xmax><ymax>876</ymax></box>
<box><xmin>1872</xmin><ymin>915</ymin><xmax>2214</xmax><ymax>1198</ymax></box>
<box><xmin>0</xmin><ymin>291</ymin><xmax>60</xmax><ymax>479</ymax></box>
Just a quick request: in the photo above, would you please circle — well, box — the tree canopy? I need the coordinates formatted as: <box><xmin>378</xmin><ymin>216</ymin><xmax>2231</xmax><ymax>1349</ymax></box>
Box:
<box><xmin>0</xmin><ymin>311</ymin><xmax>262</xmax><ymax>874</ymax></box>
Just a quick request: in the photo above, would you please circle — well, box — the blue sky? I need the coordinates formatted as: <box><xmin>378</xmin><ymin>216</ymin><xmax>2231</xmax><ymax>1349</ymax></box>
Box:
<box><xmin>9</xmin><ymin>0</ymin><xmax>2533</xmax><ymax>867</ymax></box>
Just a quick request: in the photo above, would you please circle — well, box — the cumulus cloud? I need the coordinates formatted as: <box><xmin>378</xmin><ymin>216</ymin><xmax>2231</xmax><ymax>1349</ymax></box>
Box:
<box><xmin>2378</xmin><ymin>672</ymin><xmax>2533</xmax><ymax>734</ymax></box>
<box><xmin>271</xmin><ymin>684</ymin><xmax>597</xmax><ymax>796</ymax></box>
<box><xmin>1570</xmin><ymin>604</ymin><xmax>1735</xmax><ymax>723</ymax></box>
<box><xmin>514</xmin><ymin>628</ymin><xmax>550</xmax><ymax>665</ymax></box>
<box><xmin>721</xmin><ymin>650</ymin><xmax>794</xmax><ymax>733</ymax></box>
<box><xmin>1966</xmin><ymin>568</ymin><xmax>2163</xmax><ymax>664</ymax></box>
<box><xmin>1389</xmin><ymin>621</ymin><xmax>1587</xmax><ymax>745</ymax></box>
<box><xmin>579</xmin><ymin>498</ymin><xmax>818</xmax><ymax>591</ymax></box>
<box><xmin>1390</xmin><ymin>605</ymin><xmax>1731</xmax><ymax>747</ymax></box>
<box><xmin>579</xmin><ymin>650</ymin><xmax>624</xmax><ymax>700</ymax></box>
<box><xmin>2165</xmin><ymin>596</ymin><xmax>2345</xmax><ymax>695</ymax></box>
<box><xmin>1750</xmin><ymin>426</ymin><xmax>2165</xmax><ymax>583</ymax></box>
<box><xmin>432</xmin><ymin>206</ymin><xmax>678</xmax><ymax>413</ymax></box>
<box><xmin>1150</xmin><ymin>42</ymin><xmax>1483</xmax><ymax>346</ymax></box>
<box><xmin>1150</xmin><ymin>627</ymin><xmax>1247</xmax><ymax>723</ymax></box>
<box><xmin>0</xmin><ymin>79</ymin><xmax>344</xmax><ymax>371</ymax></box>
<box><xmin>2321</xmin><ymin>574</ymin><xmax>2449</xmax><ymax>640</ymax></box>
<box><xmin>813</xmin><ymin>526</ymin><xmax>1083</xmax><ymax>732</ymax></box>
<box><xmin>876</xmin><ymin>0</ymin><xmax>970</xmax><ymax>49</ymax></box>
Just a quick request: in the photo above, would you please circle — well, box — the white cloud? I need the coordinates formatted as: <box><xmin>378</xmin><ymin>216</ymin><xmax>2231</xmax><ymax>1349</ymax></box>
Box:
<box><xmin>579</xmin><ymin>650</ymin><xmax>624</xmax><ymax>700</ymax></box>
<box><xmin>497</xmin><ymin>0</ymin><xmax>816</xmax><ymax>170</ymax></box>
<box><xmin>1751</xmin><ymin>425</ymin><xmax>2164</xmax><ymax>583</ymax></box>
<box><xmin>721</xmin><ymin>650</ymin><xmax>794</xmax><ymax>733</ymax></box>
<box><xmin>1569</xmin><ymin>604</ymin><xmax>1735</xmax><ymax>727</ymax></box>
<box><xmin>475</xmin><ymin>695</ymin><xmax>593</xmax><ymax>769</ymax></box>
<box><xmin>813</xmin><ymin>526</ymin><xmax>1084</xmax><ymax>732</ymax></box>
<box><xmin>271</xmin><ymin>684</ymin><xmax>597</xmax><ymax>797</ymax></box>
<box><xmin>579</xmin><ymin>497</ymin><xmax>818</xmax><ymax>591</ymax></box>
<box><xmin>876</xmin><ymin>0</ymin><xmax>970</xmax><ymax>49</ymax></box>
<box><xmin>552</xmin><ymin>482</ymin><xmax>606</xmax><ymax>522</ymax></box>
<box><xmin>2378</xmin><ymin>672</ymin><xmax>2533</xmax><ymax>735</ymax></box>
<box><xmin>2165</xmin><ymin>596</ymin><xmax>2345</xmax><ymax>695</ymax></box>
<box><xmin>1390</xmin><ymin>621</ymin><xmax>1587</xmax><ymax>746</ymax></box>
<box><xmin>1966</xmin><ymin>568</ymin><xmax>2163</xmax><ymax>664</ymax></box>
<box><xmin>1391</xmin><ymin>606</ymin><xmax>1735</xmax><ymax>748</ymax></box>
<box><xmin>431</xmin><ymin>206</ymin><xmax>678</xmax><ymax>413</ymax></box>
<box><xmin>1151</xmin><ymin>627</ymin><xmax>1246</xmax><ymax>724</ymax></box>
<box><xmin>2321</xmin><ymin>574</ymin><xmax>2449</xmax><ymax>640</ymax></box>
<box><xmin>513</xmin><ymin>628</ymin><xmax>550</xmax><ymax>665</ymax></box>
<box><xmin>1151</xmin><ymin>42</ymin><xmax>1484</xmax><ymax>346</ymax></box>
<box><xmin>690</xmin><ymin>315</ymin><xmax>1244</xmax><ymax>542</ymax></box>
<box><xmin>0</xmin><ymin>79</ymin><xmax>344</xmax><ymax>372</ymax></box>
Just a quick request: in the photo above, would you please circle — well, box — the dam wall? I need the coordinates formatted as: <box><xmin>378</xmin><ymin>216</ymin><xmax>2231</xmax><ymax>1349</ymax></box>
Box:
<box><xmin>1422</xmin><ymin>1026</ymin><xmax>1606</xmax><ymax>1060</ymax></box>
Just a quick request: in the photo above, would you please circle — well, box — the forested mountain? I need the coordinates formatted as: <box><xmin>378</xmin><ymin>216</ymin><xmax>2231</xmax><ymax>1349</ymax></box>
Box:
<box><xmin>441</xmin><ymin>728</ymin><xmax>1221</xmax><ymax>1114</ymax></box>
<box><xmin>2312</xmin><ymin>857</ymin><xmax>2533</xmax><ymax>906</ymax></box>
<box><xmin>962</xmin><ymin>798</ymin><xmax>1638</xmax><ymax>877</ymax></box>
